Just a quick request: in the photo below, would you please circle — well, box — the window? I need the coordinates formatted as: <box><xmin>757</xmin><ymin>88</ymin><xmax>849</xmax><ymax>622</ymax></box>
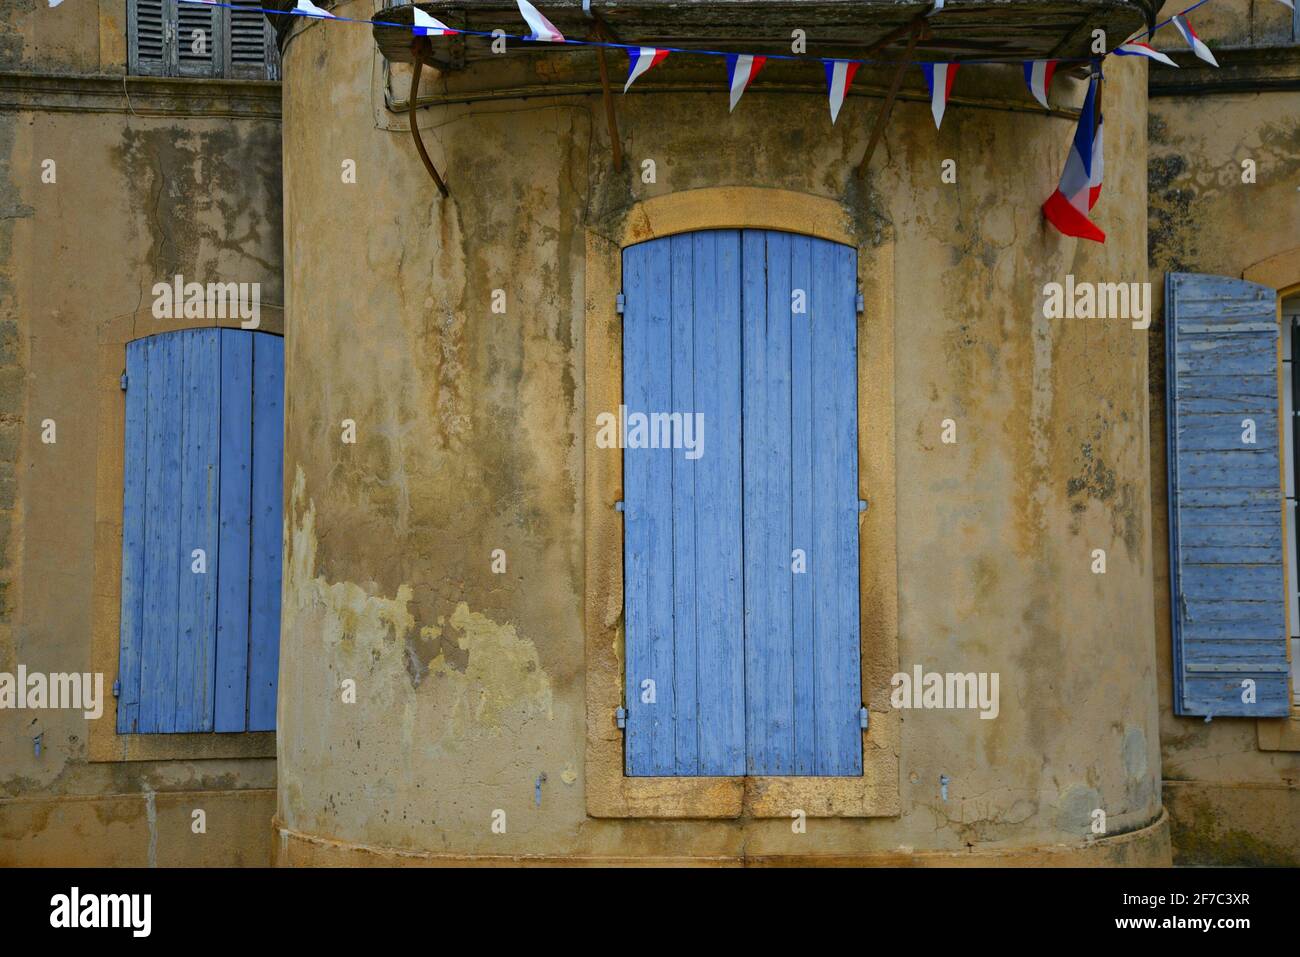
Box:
<box><xmin>129</xmin><ymin>0</ymin><xmax>280</xmax><ymax>80</ymax></box>
<box><xmin>621</xmin><ymin>228</ymin><xmax>863</xmax><ymax>776</ymax></box>
<box><xmin>117</xmin><ymin>329</ymin><xmax>283</xmax><ymax>734</ymax></box>
<box><xmin>1165</xmin><ymin>272</ymin><xmax>1292</xmax><ymax>717</ymax></box>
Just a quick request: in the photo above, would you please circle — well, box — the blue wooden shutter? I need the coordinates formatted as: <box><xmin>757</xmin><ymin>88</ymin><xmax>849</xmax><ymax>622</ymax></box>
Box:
<box><xmin>118</xmin><ymin>329</ymin><xmax>283</xmax><ymax>733</ymax></box>
<box><xmin>742</xmin><ymin>231</ymin><xmax>862</xmax><ymax>775</ymax></box>
<box><xmin>622</xmin><ymin>229</ymin><xmax>862</xmax><ymax>776</ymax></box>
<box><xmin>623</xmin><ymin>231</ymin><xmax>747</xmax><ymax>775</ymax></box>
<box><xmin>1166</xmin><ymin>272</ymin><xmax>1291</xmax><ymax>717</ymax></box>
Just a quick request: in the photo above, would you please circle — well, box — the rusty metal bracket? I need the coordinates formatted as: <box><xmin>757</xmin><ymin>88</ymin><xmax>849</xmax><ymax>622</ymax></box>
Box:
<box><xmin>409</xmin><ymin>37</ymin><xmax>450</xmax><ymax>197</ymax></box>
<box><xmin>857</xmin><ymin>18</ymin><xmax>928</xmax><ymax>177</ymax></box>
<box><xmin>589</xmin><ymin>18</ymin><xmax>624</xmax><ymax>172</ymax></box>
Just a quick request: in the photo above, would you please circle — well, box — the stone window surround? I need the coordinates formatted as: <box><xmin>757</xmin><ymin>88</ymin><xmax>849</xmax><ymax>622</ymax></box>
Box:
<box><xmin>582</xmin><ymin>186</ymin><xmax>901</xmax><ymax>817</ymax></box>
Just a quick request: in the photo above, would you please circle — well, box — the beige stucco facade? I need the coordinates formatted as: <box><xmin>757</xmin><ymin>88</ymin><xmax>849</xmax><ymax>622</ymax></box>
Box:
<box><xmin>0</xmin><ymin>0</ymin><xmax>1295</xmax><ymax>867</ymax></box>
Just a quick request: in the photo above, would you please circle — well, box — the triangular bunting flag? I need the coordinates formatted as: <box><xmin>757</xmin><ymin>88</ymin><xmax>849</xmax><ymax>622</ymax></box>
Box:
<box><xmin>1089</xmin><ymin>113</ymin><xmax>1104</xmax><ymax>210</ymax></box>
<box><xmin>293</xmin><ymin>0</ymin><xmax>335</xmax><ymax>17</ymax></box>
<box><xmin>1042</xmin><ymin>76</ymin><xmax>1104</xmax><ymax>243</ymax></box>
<box><xmin>1172</xmin><ymin>15</ymin><xmax>1219</xmax><ymax>67</ymax></box>
<box><xmin>1275</xmin><ymin>0</ymin><xmax>1294</xmax><ymax>9</ymax></box>
<box><xmin>1114</xmin><ymin>41</ymin><xmax>1178</xmax><ymax>67</ymax></box>
<box><xmin>824</xmin><ymin>60</ymin><xmax>861</xmax><ymax>124</ymax></box>
<box><xmin>922</xmin><ymin>63</ymin><xmax>958</xmax><ymax>129</ymax></box>
<box><xmin>413</xmin><ymin>9</ymin><xmax>456</xmax><ymax>37</ymax></box>
<box><xmin>516</xmin><ymin>0</ymin><xmax>565</xmax><ymax>43</ymax></box>
<box><xmin>725</xmin><ymin>54</ymin><xmax>766</xmax><ymax>112</ymax></box>
<box><xmin>1023</xmin><ymin>60</ymin><xmax>1057</xmax><ymax>109</ymax></box>
<box><xmin>625</xmin><ymin>47</ymin><xmax>669</xmax><ymax>92</ymax></box>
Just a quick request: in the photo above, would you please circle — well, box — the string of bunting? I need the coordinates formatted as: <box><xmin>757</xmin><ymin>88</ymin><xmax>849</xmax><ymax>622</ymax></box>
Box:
<box><xmin>189</xmin><ymin>0</ymin><xmax>1295</xmax><ymax>243</ymax></box>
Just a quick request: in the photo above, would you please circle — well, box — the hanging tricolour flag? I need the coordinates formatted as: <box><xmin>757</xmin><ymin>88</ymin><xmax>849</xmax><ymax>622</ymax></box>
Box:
<box><xmin>516</xmin><ymin>0</ymin><xmax>565</xmax><ymax>43</ymax></box>
<box><xmin>1114</xmin><ymin>41</ymin><xmax>1178</xmax><ymax>67</ymax></box>
<box><xmin>1042</xmin><ymin>76</ymin><xmax>1104</xmax><ymax>243</ymax></box>
<box><xmin>1023</xmin><ymin>60</ymin><xmax>1057</xmax><ymax>109</ymax></box>
<box><xmin>725</xmin><ymin>54</ymin><xmax>766</xmax><ymax>112</ymax></box>
<box><xmin>1089</xmin><ymin>113</ymin><xmax>1104</xmax><ymax>209</ymax></box>
<box><xmin>824</xmin><ymin>60</ymin><xmax>860</xmax><ymax>124</ymax></box>
<box><xmin>413</xmin><ymin>9</ymin><xmax>456</xmax><ymax>36</ymax></box>
<box><xmin>625</xmin><ymin>47</ymin><xmax>669</xmax><ymax>92</ymax></box>
<box><xmin>293</xmin><ymin>0</ymin><xmax>335</xmax><ymax>17</ymax></box>
<box><xmin>922</xmin><ymin>63</ymin><xmax>958</xmax><ymax>129</ymax></box>
<box><xmin>1172</xmin><ymin>15</ymin><xmax>1219</xmax><ymax>66</ymax></box>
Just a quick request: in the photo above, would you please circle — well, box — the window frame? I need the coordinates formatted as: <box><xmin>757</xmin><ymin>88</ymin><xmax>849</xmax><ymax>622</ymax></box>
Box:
<box><xmin>89</xmin><ymin>314</ymin><xmax>283</xmax><ymax>763</ymax></box>
<box><xmin>583</xmin><ymin>188</ymin><xmax>901</xmax><ymax>818</ymax></box>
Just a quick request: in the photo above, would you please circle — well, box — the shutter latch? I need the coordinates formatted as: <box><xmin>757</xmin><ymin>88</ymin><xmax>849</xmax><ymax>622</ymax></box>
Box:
<box><xmin>860</xmin><ymin>706</ymin><xmax>869</xmax><ymax>730</ymax></box>
<box><xmin>855</xmin><ymin>292</ymin><xmax>864</xmax><ymax>314</ymax></box>
<box><xmin>615</xmin><ymin>707</ymin><xmax>627</xmax><ymax>729</ymax></box>
<box><xmin>112</xmin><ymin>679</ymin><xmax>121</xmax><ymax>698</ymax></box>
<box><xmin>615</xmin><ymin>293</ymin><xmax>625</xmax><ymax>315</ymax></box>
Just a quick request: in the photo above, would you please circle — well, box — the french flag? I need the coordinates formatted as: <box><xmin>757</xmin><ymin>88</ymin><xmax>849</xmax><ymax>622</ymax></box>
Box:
<box><xmin>516</xmin><ymin>0</ymin><xmax>565</xmax><ymax>43</ymax></box>
<box><xmin>922</xmin><ymin>63</ymin><xmax>958</xmax><ymax>129</ymax></box>
<box><xmin>1023</xmin><ymin>60</ymin><xmax>1057</xmax><ymax>109</ymax></box>
<box><xmin>413</xmin><ymin>9</ymin><xmax>456</xmax><ymax>36</ymax></box>
<box><xmin>1114</xmin><ymin>41</ymin><xmax>1177</xmax><ymax>67</ymax></box>
<box><xmin>1042</xmin><ymin>76</ymin><xmax>1104</xmax><ymax>243</ymax></box>
<box><xmin>726</xmin><ymin>54</ymin><xmax>766</xmax><ymax>112</ymax></box>
<box><xmin>293</xmin><ymin>0</ymin><xmax>335</xmax><ymax>17</ymax></box>
<box><xmin>824</xmin><ymin>60</ymin><xmax>860</xmax><ymax>124</ymax></box>
<box><xmin>625</xmin><ymin>47</ymin><xmax>669</xmax><ymax>92</ymax></box>
<box><xmin>1172</xmin><ymin>16</ymin><xmax>1219</xmax><ymax>67</ymax></box>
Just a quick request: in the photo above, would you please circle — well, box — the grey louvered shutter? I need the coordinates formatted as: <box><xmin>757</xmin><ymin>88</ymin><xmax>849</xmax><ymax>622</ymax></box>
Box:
<box><xmin>1166</xmin><ymin>271</ymin><xmax>1291</xmax><ymax>717</ymax></box>
<box><xmin>175</xmin><ymin>0</ymin><xmax>222</xmax><ymax>78</ymax></box>
<box><xmin>227</xmin><ymin>2</ymin><xmax>280</xmax><ymax>80</ymax></box>
<box><xmin>128</xmin><ymin>0</ymin><xmax>169</xmax><ymax>76</ymax></box>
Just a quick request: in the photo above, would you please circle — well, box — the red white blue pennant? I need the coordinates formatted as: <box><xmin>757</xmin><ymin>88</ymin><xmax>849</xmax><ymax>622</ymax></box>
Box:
<box><xmin>1023</xmin><ymin>60</ymin><xmax>1057</xmax><ymax>109</ymax></box>
<box><xmin>1172</xmin><ymin>15</ymin><xmax>1219</xmax><ymax>66</ymax></box>
<box><xmin>1114</xmin><ymin>40</ymin><xmax>1178</xmax><ymax>66</ymax></box>
<box><xmin>726</xmin><ymin>54</ymin><xmax>766</xmax><ymax>112</ymax></box>
<box><xmin>516</xmin><ymin>0</ymin><xmax>565</xmax><ymax>43</ymax></box>
<box><xmin>294</xmin><ymin>0</ymin><xmax>334</xmax><ymax>18</ymax></box>
<box><xmin>625</xmin><ymin>47</ymin><xmax>669</xmax><ymax>92</ymax></box>
<box><xmin>922</xmin><ymin>62</ymin><xmax>958</xmax><ymax>129</ymax></box>
<box><xmin>1042</xmin><ymin>75</ymin><xmax>1104</xmax><ymax>243</ymax></box>
<box><xmin>824</xmin><ymin>59</ymin><xmax>860</xmax><ymax>124</ymax></box>
<box><xmin>413</xmin><ymin>9</ymin><xmax>456</xmax><ymax>37</ymax></box>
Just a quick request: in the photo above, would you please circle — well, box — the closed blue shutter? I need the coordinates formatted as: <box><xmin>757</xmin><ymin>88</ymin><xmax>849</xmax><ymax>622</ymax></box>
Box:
<box><xmin>1166</xmin><ymin>272</ymin><xmax>1291</xmax><ymax>717</ymax></box>
<box><xmin>118</xmin><ymin>329</ymin><xmax>283</xmax><ymax>733</ymax></box>
<box><xmin>742</xmin><ymin>231</ymin><xmax>862</xmax><ymax>775</ymax></box>
<box><xmin>623</xmin><ymin>231</ymin><xmax>747</xmax><ymax>775</ymax></box>
<box><xmin>622</xmin><ymin>229</ymin><xmax>862</xmax><ymax>776</ymax></box>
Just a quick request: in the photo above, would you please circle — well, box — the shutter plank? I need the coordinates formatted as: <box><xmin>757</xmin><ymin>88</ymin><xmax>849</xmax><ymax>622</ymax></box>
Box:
<box><xmin>215</xmin><ymin>330</ymin><xmax>253</xmax><ymax>731</ymax></box>
<box><xmin>691</xmin><ymin>230</ymin><xmax>746</xmax><ymax>775</ymax></box>
<box><xmin>228</xmin><ymin>1</ymin><xmax>277</xmax><ymax>79</ymax></box>
<box><xmin>248</xmin><ymin>333</ymin><xmax>283</xmax><ymax>731</ymax></box>
<box><xmin>743</xmin><ymin>229</ymin><xmax>795</xmax><ymax>775</ymax></box>
<box><xmin>176</xmin><ymin>0</ymin><xmax>220</xmax><ymax>77</ymax></box>
<box><xmin>1166</xmin><ymin>271</ymin><xmax>1290</xmax><ymax>717</ymax></box>
<box><xmin>622</xmin><ymin>239</ymin><xmax>677</xmax><ymax>774</ymax></box>
<box><xmin>669</xmin><ymin>234</ymin><xmax>700</xmax><ymax>772</ymax></box>
<box><xmin>138</xmin><ymin>333</ymin><xmax>185</xmax><ymax>733</ymax></box>
<box><xmin>129</xmin><ymin>0</ymin><xmax>169</xmax><ymax>77</ymax></box>
<box><xmin>174</xmin><ymin>330</ymin><xmax>221</xmax><ymax>732</ymax></box>
<box><xmin>788</xmin><ymin>234</ymin><xmax>818</xmax><ymax>774</ymax></box>
<box><xmin>117</xmin><ymin>341</ymin><xmax>150</xmax><ymax>733</ymax></box>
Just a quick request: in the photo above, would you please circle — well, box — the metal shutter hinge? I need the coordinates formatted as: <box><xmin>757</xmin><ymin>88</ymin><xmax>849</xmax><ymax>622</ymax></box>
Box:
<box><xmin>120</xmin><ymin>373</ymin><xmax>128</xmax><ymax>391</ymax></box>
<box><xmin>615</xmin><ymin>707</ymin><xmax>627</xmax><ymax>729</ymax></box>
<box><xmin>615</xmin><ymin>293</ymin><xmax>625</xmax><ymax>314</ymax></box>
<box><xmin>112</xmin><ymin>679</ymin><xmax>121</xmax><ymax>698</ymax></box>
<box><xmin>856</xmin><ymin>292</ymin><xmax>864</xmax><ymax>314</ymax></box>
<box><xmin>614</xmin><ymin>500</ymin><xmax>625</xmax><ymax>512</ymax></box>
<box><xmin>858</xmin><ymin>499</ymin><xmax>868</xmax><ymax>512</ymax></box>
<box><xmin>860</xmin><ymin>706</ymin><xmax>869</xmax><ymax>729</ymax></box>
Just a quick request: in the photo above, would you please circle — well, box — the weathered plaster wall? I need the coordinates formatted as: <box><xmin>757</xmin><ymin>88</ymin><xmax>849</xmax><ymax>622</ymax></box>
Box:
<box><xmin>1148</xmin><ymin>82</ymin><xmax>1300</xmax><ymax>864</ymax></box>
<box><xmin>0</xmin><ymin>6</ymin><xmax>283</xmax><ymax>866</ymax></box>
<box><xmin>277</xmin><ymin>5</ymin><xmax>1165</xmax><ymax>864</ymax></box>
